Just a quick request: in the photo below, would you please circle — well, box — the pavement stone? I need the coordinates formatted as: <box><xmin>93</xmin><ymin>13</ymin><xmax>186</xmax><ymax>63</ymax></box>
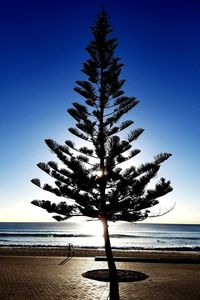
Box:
<box><xmin>0</xmin><ymin>256</ymin><xmax>199</xmax><ymax>300</ymax></box>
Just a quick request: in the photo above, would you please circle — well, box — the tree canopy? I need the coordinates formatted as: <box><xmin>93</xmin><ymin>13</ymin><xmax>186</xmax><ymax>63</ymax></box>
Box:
<box><xmin>31</xmin><ymin>9</ymin><xmax>173</xmax><ymax>224</ymax></box>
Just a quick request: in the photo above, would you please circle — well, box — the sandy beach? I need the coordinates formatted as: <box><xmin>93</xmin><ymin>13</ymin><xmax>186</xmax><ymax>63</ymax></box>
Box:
<box><xmin>0</xmin><ymin>247</ymin><xmax>199</xmax><ymax>299</ymax></box>
<box><xmin>0</xmin><ymin>245</ymin><xmax>199</xmax><ymax>261</ymax></box>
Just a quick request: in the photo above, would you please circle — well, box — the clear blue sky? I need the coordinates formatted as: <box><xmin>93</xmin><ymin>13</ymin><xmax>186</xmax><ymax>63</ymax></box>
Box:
<box><xmin>0</xmin><ymin>0</ymin><xmax>199</xmax><ymax>223</ymax></box>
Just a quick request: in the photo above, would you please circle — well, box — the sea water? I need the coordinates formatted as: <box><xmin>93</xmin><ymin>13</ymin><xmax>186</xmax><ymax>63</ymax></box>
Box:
<box><xmin>0</xmin><ymin>222</ymin><xmax>199</xmax><ymax>251</ymax></box>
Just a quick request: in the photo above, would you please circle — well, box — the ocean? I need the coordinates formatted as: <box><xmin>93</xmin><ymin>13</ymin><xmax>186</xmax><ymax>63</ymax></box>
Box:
<box><xmin>0</xmin><ymin>222</ymin><xmax>199</xmax><ymax>251</ymax></box>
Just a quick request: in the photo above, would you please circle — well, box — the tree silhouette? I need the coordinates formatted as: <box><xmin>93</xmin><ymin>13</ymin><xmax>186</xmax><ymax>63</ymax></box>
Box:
<box><xmin>31</xmin><ymin>10</ymin><xmax>173</xmax><ymax>300</ymax></box>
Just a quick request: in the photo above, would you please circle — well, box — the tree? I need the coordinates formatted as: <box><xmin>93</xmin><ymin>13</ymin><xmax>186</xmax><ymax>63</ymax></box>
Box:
<box><xmin>31</xmin><ymin>10</ymin><xmax>173</xmax><ymax>300</ymax></box>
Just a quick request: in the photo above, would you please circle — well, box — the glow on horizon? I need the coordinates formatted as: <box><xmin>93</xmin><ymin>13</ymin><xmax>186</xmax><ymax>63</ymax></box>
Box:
<box><xmin>0</xmin><ymin>200</ymin><xmax>199</xmax><ymax>224</ymax></box>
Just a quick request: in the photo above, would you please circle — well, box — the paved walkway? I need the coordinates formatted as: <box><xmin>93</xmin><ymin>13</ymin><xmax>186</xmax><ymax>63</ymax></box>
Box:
<box><xmin>0</xmin><ymin>256</ymin><xmax>199</xmax><ymax>299</ymax></box>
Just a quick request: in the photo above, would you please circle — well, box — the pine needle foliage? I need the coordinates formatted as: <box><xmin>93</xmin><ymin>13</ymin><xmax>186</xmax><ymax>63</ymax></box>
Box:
<box><xmin>31</xmin><ymin>10</ymin><xmax>173</xmax><ymax>226</ymax></box>
<box><xmin>31</xmin><ymin>10</ymin><xmax>173</xmax><ymax>299</ymax></box>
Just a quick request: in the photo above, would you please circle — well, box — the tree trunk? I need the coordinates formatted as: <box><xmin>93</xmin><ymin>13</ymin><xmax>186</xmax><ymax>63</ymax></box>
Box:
<box><xmin>101</xmin><ymin>217</ymin><xmax>120</xmax><ymax>300</ymax></box>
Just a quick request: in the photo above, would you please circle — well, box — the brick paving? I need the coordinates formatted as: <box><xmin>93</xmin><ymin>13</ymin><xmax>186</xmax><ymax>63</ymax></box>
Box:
<box><xmin>0</xmin><ymin>256</ymin><xmax>199</xmax><ymax>300</ymax></box>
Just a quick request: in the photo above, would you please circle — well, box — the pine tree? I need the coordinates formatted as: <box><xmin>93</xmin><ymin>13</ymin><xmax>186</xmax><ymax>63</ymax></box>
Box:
<box><xmin>31</xmin><ymin>10</ymin><xmax>173</xmax><ymax>300</ymax></box>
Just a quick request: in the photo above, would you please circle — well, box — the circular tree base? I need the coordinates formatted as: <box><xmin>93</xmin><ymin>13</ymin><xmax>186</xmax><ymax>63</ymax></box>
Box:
<box><xmin>82</xmin><ymin>269</ymin><xmax>149</xmax><ymax>282</ymax></box>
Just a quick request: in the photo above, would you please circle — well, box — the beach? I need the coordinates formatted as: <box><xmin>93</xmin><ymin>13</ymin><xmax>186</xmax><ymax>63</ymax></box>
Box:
<box><xmin>0</xmin><ymin>247</ymin><xmax>199</xmax><ymax>300</ymax></box>
<box><xmin>0</xmin><ymin>246</ymin><xmax>200</xmax><ymax>261</ymax></box>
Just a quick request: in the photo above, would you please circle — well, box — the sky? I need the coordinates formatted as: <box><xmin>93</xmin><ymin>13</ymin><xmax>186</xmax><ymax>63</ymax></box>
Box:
<box><xmin>0</xmin><ymin>0</ymin><xmax>199</xmax><ymax>223</ymax></box>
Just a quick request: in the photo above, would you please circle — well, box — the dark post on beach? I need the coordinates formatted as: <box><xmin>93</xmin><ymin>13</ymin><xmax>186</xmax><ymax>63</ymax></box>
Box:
<box><xmin>31</xmin><ymin>9</ymin><xmax>173</xmax><ymax>299</ymax></box>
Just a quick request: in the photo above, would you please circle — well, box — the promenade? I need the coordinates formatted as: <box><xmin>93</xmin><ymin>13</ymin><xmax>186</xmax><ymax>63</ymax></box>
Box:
<box><xmin>0</xmin><ymin>256</ymin><xmax>200</xmax><ymax>299</ymax></box>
